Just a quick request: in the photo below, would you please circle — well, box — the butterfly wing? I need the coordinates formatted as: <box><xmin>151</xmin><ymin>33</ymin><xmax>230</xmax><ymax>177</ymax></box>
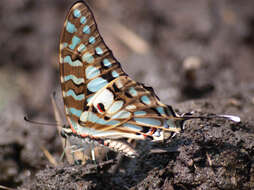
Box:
<box><xmin>59</xmin><ymin>1</ymin><xmax>126</xmax><ymax>133</ymax></box>
<box><xmin>79</xmin><ymin>75</ymin><xmax>181</xmax><ymax>141</ymax></box>
<box><xmin>59</xmin><ymin>1</ymin><xmax>181</xmax><ymax>141</ymax></box>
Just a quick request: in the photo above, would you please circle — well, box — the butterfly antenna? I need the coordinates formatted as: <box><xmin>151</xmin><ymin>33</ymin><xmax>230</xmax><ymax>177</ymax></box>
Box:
<box><xmin>175</xmin><ymin>113</ymin><xmax>241</xmax><ymax>130</ymax></box>
<box><xmin>179</xmin><ymin>114</ymin><xmax>241</xmax><ymax>123</ymax></box>
<box><xmin>24</xmin><ymin>116</ymin><xmax>60</xmax><ymax>126</ymax></box>
<box><xmin>171</xmin><ymin>113</ymin><xmax>241</xmax><ymax>132</ymax></box>
<box><xmin>215</xmin><ymin>114</ymin><xmax>241</xmax><ymax>122</ymax></box>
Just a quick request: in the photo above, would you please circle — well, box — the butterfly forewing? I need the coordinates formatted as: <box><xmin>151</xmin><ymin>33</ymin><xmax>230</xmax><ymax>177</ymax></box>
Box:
<box><xmin>59</xmin><ymin>1</ymin><xmax>180</xmax><ymax>141</ymax></box>
<box><xmin>59</xmin><ymin>2</ymin><xmax>125</xmax><ymax>133</ymax></box>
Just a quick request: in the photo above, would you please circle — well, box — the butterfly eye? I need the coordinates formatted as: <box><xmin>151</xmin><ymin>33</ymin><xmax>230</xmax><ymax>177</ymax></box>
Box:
<box><xmin>97</xmin><ymin>103</ymin><xmax>105</xmax><ymax>113</ymax></box>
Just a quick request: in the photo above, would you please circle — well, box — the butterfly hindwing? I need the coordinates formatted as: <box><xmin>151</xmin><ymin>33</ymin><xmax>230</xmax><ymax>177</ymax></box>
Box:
<box><xmin>79</xmin><ymin>75</ymin><xmax>178</xmax><ymax>140</ymax></box>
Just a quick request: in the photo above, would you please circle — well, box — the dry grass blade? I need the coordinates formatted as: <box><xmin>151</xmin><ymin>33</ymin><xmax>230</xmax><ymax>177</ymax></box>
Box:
<box><xmin>51</xmin><ymin>94</ymin><xmax>75</xmax><ymax>164</ymax></box>
<box><xmin>0</xmin><ymin>185</ymin><xmax>16</xmax><ymax>190</ymax></box>
<box><xmin>41</xmin><ymin>146</ymin><xmax>58</xmax><ymax>167</ymax></box>
<box><xmin>106</xmin><ymin>21</ymin><xmax>150</xmax><ymax>54</ymax></box>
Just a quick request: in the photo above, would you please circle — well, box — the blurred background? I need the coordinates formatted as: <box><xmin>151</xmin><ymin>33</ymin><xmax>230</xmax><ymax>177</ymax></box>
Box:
<box><xmin>0</xmin><ymin>0</ymin><xmax>254</xmax><ymax>188</ymax></box>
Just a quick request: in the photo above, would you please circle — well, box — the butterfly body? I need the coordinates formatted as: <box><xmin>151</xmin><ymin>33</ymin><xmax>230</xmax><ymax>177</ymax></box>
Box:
<box><xmin>62</xmin><ymin>127</ymin><xmax>138</xmax><ymax>158</ymax></box>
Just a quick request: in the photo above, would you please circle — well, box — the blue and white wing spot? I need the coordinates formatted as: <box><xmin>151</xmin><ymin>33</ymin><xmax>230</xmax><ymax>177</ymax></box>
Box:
<box><xmin>64</xmin><ymin>74</ymin><xmax>84</xmax><ymax>85</ymax></box>
<box><xmin>129</xmin><ymin>87</ymin><xmax>138</xmax><ymax>97</ymax></box>
<box><xmin>156</xmin><ymin>107</ymin><xmax>166</xmax><ymax>116</ymax></box>
<box><xmin>112</xmin><ymin>110</ymin><xmax>131</xmax><ymax>119</ymax></box>
<box><xmin>77</xmin><ymin>43</ymin><xmax>86</xmax><ymax>52</ymax></box>
<box><xmin>85</xmin><ymin>66</ymin><xmax>100</xmax><ymax>79</ymax></box>
<box><xmin>89</xmin><ymin>36</ymin><xmax>96</xmax><ymax>44</ymax></box>
<box><xmin>68</xmin><ymin>107</ymin><xmax>82</xmax><ymax>118</ymax></box>
<box><xmin>134</xmin><ymin>118</ymin><xmax>161</xmax><ymax>127</ymax></box>
<box><xmin>87</xmin><ymin>78</ymin><xmax>108</xmax><ymax>92</ymax></box>
<box><xmin>134</xmin><ymin>111</ymin><xmax>147</xmax><ymax>116</ymax></box>
<box><xmin>64</xmin><ymin>89</ymin><xmax>85</xmax><ymax>101</ymax></box>
<box><xmin>102</xmin><ymin>58</ymin><xmax>112</xmax><ymax>67</ymax></box>
<box><xmin>107</xmin><ymin>100</ymin><xmax>124</xmax><ymax>114</ymax></box>
<box><xmin>95</xmin><ymin>47</ymin><xmax>103</xmax><ymax>55</ymax></box>
<box><xmin>69</xmin><ymin>36</ymin><xmax>81</xmax><ymax>50</ymax></box>
<box><xmin>80</xmin><ymin>16</ymin><xmax>87</xmax><ymax>24</ymax></box>
<box><xmin>92</xmin><ymin>89</ymin><xmax>114</xmax><ymax>111</ymax></box>
<box><xmin>112</xmin><ymin>70</ymin><xmax>119</xmax><ymax>78</ymax></box>
<box><xmin>141</xmin><ymin>95</ymin><xmax>151</xmax><ymax>105</ymax></box>
<box><xmin>73</xmin><ymin>9</ymin><xmax>81</xmax><ymax>18</ymax></box>
<box><xmin>64</xmin><ymin>56</ymin><xmax>83</xmax><ymax>66</ymax></box>
<box><xmin>83</xmin><ymin>25</ymin><xmax>90</xmax><ymax>34</ymax></box>
<box><xmin>80</xmin><ymin>111</ymin><xmax>120</xmax><ymax>125</ymax></box>
<box><xmin>82</xmin><ymin>52</ymin><xmax>94</xmax><ymax>64</ymax></box>
<box><xmin>66</xmin><ymin>21</ymin><xmax>77</xmax><ymax>33</ymax></box>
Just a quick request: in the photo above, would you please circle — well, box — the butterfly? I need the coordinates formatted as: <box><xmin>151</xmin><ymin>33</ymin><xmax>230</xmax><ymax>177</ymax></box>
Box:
<box><xmin>59</xmin><ymin>1</ymin><xmax>240</xmax><ymax>158</ymax></box>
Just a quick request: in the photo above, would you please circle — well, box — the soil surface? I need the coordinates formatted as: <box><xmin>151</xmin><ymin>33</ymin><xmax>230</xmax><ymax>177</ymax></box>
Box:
<box><xmin>0</xmin><ymin>0</ymin><xmax>253</xmax><ymax>189</ymax></box>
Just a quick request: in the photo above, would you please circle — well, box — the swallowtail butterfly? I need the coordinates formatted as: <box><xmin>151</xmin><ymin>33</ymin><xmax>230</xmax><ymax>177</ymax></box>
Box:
<box><xmin>59</xmin><ymin>1</ymin><xmax>240</xmax><ymax>158</ymax></box>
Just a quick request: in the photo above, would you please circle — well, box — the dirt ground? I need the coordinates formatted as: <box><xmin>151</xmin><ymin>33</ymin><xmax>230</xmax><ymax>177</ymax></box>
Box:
<box><xmin>0</xmin><ymin>0</ymin><xmax>254</xmax><ymax>189</ymax></box>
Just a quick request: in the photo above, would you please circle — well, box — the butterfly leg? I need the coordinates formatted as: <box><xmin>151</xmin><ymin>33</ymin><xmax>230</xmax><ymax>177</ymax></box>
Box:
<box><xmin>59</xmin><ymin>135</ymin><xmax>67</xmax><ymax>162</ymax></box>
<box><xmin>91</xmin><ymin>147</ymin><xmax>96</xmax><ymax>164</ymax></box>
